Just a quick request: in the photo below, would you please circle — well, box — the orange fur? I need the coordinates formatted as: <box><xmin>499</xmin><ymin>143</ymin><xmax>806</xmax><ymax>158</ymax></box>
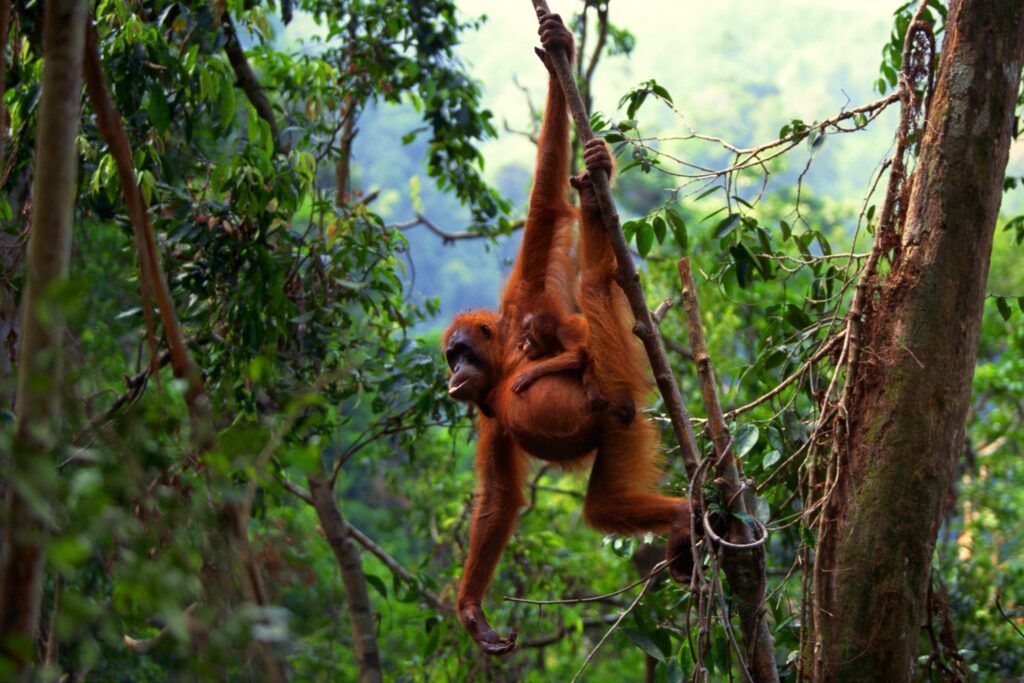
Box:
<box><xmin>440</xmin><ymin>12</ymin><xmax>690</xmax><ymax>656</ymax></box>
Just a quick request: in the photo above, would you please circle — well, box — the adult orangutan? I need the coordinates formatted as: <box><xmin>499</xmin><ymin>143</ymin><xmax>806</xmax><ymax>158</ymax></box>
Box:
<box><xmin>442</xmin><ymin>11</ymin><xmax>692</xmax><ymax>656</ymax></box>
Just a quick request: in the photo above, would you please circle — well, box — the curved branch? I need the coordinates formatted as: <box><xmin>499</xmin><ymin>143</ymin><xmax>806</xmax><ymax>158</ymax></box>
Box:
<box><xmin>392</xmin><ymin>213</ymin><xmax>525</xmax><ymax>243</ymax></box>
<box><xmin>222</xmin><ymin>14</ymin><xmax>281</xmax><ymax>153</ymax></box>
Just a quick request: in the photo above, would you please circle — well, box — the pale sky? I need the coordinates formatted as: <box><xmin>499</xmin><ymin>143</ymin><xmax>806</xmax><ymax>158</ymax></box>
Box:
<box><xmin>280</xmin><ymin>1</ymin><xmax>1022</xmax><ymax>210</ymax></box>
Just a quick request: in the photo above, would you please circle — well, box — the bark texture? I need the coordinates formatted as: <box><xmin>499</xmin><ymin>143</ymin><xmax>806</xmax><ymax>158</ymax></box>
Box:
<box><xmin>308</xmin><ymin>476</ymin><xmax>382</xmax><ymax>683</ymax></box>
<box><xmin>0</xmin><ymin>0</ymin><xmax>85</xmax><ymax>674</ymax></box>
<box><xmin>818</xmin><ymin>2</ymin><xmax>1024</xmax><ymax>680</ymax></box>
<box><xmin>679</xmin><ymin>258</ymin><xmax>778</xmax><ymax>683</ymax></box>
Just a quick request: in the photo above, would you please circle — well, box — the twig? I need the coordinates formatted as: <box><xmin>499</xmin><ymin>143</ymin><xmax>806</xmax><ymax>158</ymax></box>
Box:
<box><xmin>348</xmin><ymin>523</ymin><xmax>446</xmax><ymax>612</ymax></box>
<box><xmin>520</xmin><ymin>614</ymin><xmax>618</xmax><ymax>648</ymax></box>
<box><xmin>571</xmin><ymin>575</ymin><xmax>653</xmax><ymax>683</ymax></box>
<box><xmin>723</xmin><ymin>332</ymin><xmax>844</xmax><ymax>420</ymax></box>
<box><xmin>392</xmin><ymin>213</ymin><xmax>525</xmax><ymax>243</ymax></box>
<box><xmin>663</xmin><ymin>336</ymin><xmax>694</xmax><ymax>362</ymax></box>
<box><xmin>506</xmin><ymin>558</ymin><xmax>670</xmax><ymax>606</ymax></box>
<box><xmin>70</xmin><ymin>349</ymin><xmax>173</xmax><ymax>448</ymax></box>
<box><xmin>996</xmin><ymin>594</ymin><xmax>1024</xmax><ymax>640</ymax></box>
<box><xmin>279</xmin><ymin>478</ymin><xmax>445</xmax><ymax>613</ymax></box>
<box><xmin>652</xmin><ymin>297</ymin><xmax>673</xmax><ymax>323</ymax></box>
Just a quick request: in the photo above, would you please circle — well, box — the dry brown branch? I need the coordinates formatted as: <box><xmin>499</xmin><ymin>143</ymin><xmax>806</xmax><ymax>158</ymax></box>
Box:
<box><xmin>334</xmin><ymin>97</ymin><xmax>358</xmax><ymax>206</ymax></box>
<box><xmin>652</xmin><ymin>297</ymin><xmax>673</xmax><ymax>323</ymax></box>
<box><xmin>678</xmin><ymin>256</ymin><xmax>778</xmax><ymax>682</ymax></box>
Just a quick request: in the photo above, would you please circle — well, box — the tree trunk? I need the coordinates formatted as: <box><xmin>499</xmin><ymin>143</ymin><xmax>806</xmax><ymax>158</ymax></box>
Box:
<box><xmin>818</xmin><ymin>2</ymin><xmax>1024</xmax><ymax>681</ymax></box>
<box><xmin>0</xmin><ymin>0</ymin><xmax>85</xmax><ymax>675</ymax></box>
<box><xmin>307</xmin><ymin>476</ymin><xmax>382</xmax><ymax>683</ymax></box>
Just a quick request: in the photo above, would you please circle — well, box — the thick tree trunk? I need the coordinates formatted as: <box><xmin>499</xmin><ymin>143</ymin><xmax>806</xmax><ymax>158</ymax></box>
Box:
<box><xmin>818</xmin><ymin>2</ymin><xmax>1024</xmax><ymax>681</ymax></box>
<box><xmin>307</xmin><ymin>476</ymin><xmax>382</xmax><ymax>683</ymax></box>
<box><xmin>0</xmin><ymin>0</ymin><xmax>85</xmax><ymax>675</ymax></box>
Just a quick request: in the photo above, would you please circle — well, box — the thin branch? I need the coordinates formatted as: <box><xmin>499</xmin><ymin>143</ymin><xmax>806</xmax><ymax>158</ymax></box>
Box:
<box><xmin>507</xmin><ymin>558</ymin><xmax>670</xmax><ymax>605</ymax></box>
<box><xmin>84</xmin><ymin>23</ymin><xmax>214</xmax><ymax>447</ymax></box>
<box><xmin>722</xmin><ymin>332</ymin><xmax>845</xmax><ymax>421</ymax></box>
<box><xmin>663</xmin><ymin>336</ymin><xmax>694</xmax><ymax>363</ymax></box>
<box><xmin>279</xmin><ymin>477</ymin><xmax>445</xmax><ymax>613</ymax></box>
<box><xmin>69</xmin><ymin>349</ymin><xmax>173</xmax><ymax>449</ymax></box>
<box><xmin>996</xmin><ymin>594</ymin><xmax>1024</xmax><ymax>640</ymax></box>
<box><xmin>678</xmin><ymin>256</ymin><xmax>778</xmax><ymax>682</ymax></box>
<box><xmin>222</xmin><ymin>13</ymin><xmax>281</xmax><ymax>153</ymax></box>
<box><xmin>392</xmin><ymin>213</ymin><xmax>525</xmax><ymax>243</ymax></box>
<box><xmin>571</xmin><ymin>575</ymin><xmax>653</xmax><ymax>683</ymax></box>
<box><xmin>347</xmin><ymin>524</ymin><xmax>445</xmax><ymax>612</ymax></box>
<box><xmin>520</xmin><ymin>614</ymin><xmax>618</xmax><ymax>648</ymax></box>
<box><xmin>651</xmin><ymin>297</ymin><xmax>673</xmax><ymax>323</ymax></box>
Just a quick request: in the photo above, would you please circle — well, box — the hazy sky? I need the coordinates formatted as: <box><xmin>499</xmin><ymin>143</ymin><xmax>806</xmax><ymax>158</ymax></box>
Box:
<box><xmin>280</xmin><ymin>0</ymin><xmax>1021</xmax><ymax>209</ymax></box>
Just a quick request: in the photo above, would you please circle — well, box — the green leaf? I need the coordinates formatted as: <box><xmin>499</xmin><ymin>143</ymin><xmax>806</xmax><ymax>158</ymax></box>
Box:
<box><xmin>622</xmin><ymin>218</ymin><xmax>643</xmax><ymax>244</ymax></box>
<box><xmin>735</xmin><ymin>424</ymin><xmax>760</xmax><ymax>458</ymax></box>
<box><xmin>636</xmin><ymin>223</ymin><xmax>655</xmax><ymax>258</ymax></box>
<box><xmin>762</xmin><ymin>449</ymin><xmax>781</xmax><ymax>469</ymax></box>
<box><xmin>621</xmin><ymin>628</ymin><xmax>666</xmax><ymax>662</ymax></box>
<box><xmin>713</xmin><ymin>213</ymin><xmax>741</xmax><ymax>240</ymax></box>
<box><xmin>996</xmin><ymin>296</ymin><xmax>1012</xmax><ymax>321</ymax></box>
<box><xmin>365</xmin><ymin>573</ymin><xmax>388</xmax><ymax>599</ymax></box>
<box><xmin>626</xmin><ymin>91</ymin><xmax>648</xmax><ymax>118</ymax></box>
<box><xmin>816</xmin><ymin>231</ymin><xmax>832</xmax><ymax>256</ymax></box>
<box><xmin>652</xmin><ymin>215</ymin><xmax>667</xmax><ymax>244</ymax></box>
<box><xmin>732</xmin><ymin>195</ymin><xmax>754</xmax><ymax>209</ymax></box>
<box><xmin>138</xmin><ymin>170</ymin><xmax>155</xmax><ymax>207</ymax></box>
<box><xmin>1018</xmin><ymin>296</ymin><xmax>1024</xmax><ymax>315</ymax></box>
<box><xmin>694</xmin><ymin>185</ymin><xmax>721</xmax><ymax>201</ymax></box>
<box><xmin>779</xmin><ymin>219</ymin><xmax>791</xmax><ymax>241</ymax></box>
<box><xmin>651</xmin><ymin>82</ymin><xmax>673</xmax><ymax>103</ymax></box>
<box><xmin>785</xmin><ymin>303</ymin><xmax>811</xmax><ymax>330</ymax></box>
<box><xmin>146</xmin><ymin>85</ymin><xmax>171</xmax><ymax>136</ymax></box>
<box><xmin>730</xmin><ymin>244</ymin><xmax>752</xmax><ymax>288</ymax></box>
<box><xmin>219</xmin><ymin>81</ymin><xmax>236</xmax><ymax>129</ymax></box>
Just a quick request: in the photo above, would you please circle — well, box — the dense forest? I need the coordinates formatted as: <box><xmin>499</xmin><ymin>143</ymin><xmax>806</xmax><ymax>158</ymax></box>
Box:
<box><xmin>0</xmin><ymin>0</ymin><xmax>1022</xmax><ymax>681</ymax></box>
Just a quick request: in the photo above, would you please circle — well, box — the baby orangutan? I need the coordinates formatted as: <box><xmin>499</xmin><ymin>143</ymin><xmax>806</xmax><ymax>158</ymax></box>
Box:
<box><xmin>513</xmin><ymin>310</ymin><xmax>635</xmax><ymax>425</ymax></box>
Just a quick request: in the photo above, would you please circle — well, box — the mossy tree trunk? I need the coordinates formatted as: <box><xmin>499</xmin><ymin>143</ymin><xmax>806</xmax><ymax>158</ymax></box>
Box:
<box><xmin>816</xmin><ymin>2</ymin><xmax>1024</xmax><ymax>681</ymax></box>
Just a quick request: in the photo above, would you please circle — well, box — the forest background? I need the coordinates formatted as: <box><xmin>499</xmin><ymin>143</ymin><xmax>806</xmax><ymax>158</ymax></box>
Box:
<box><xmin>0</xmin><ymin>0</ymin><xmax>1021</xmax><ymax>681</ymax></box>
